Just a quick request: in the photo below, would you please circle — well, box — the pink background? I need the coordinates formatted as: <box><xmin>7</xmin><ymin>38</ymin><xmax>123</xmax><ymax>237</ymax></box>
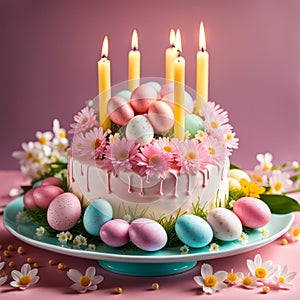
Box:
<box><xmin>1</xmin><ymin>0</ymin><xmax>300</xmax><ymax>170</ymax></box>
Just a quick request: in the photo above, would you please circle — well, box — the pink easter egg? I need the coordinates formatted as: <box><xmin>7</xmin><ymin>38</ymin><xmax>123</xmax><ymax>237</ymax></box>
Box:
<box><xmin>233</xmin><ymin>197</ymin><xmax>271</xmax><ymax>228</ymax></box>
<box><xmin>130</xmin><ymin>84</ymin><xmax>158</xmax><ymax>114</ymax></box>
<box><xmin>129</xmin><ymin>218</ymin><xmax>167</xmax><ymax>251</ymax></box>
<box><xmin>47</xmin><ymin>192</ymin><xmax>81</xmax><ymax>231</ymax></box>
<box><xmin>100</xmin><ymin>219</ymin><xmax>130</xmax><ymax>247</ymax></box>
<box><xmin>107</xmin><ymin>96</ymin><xmax>134</xmax><ymax>126</ymax></box>
<box><xmin>41</xmin><ymin>177</ymin><xmax>62</xmax><ymax>187</ymax></box>
<box><xmin>33</xmin><ymin>185</ymin><xmax>64</xmax><ymax>209</ymax></box>
<box><xmin>162</xmin><ymin>92</ymin><xmax>194</xmax><ymax>114</ymax></box>
<box><xmin>159</xmin><ymin>82</ymin><xmax>174</xmax><ymax>98</ymax></box>
<box><xmin>23</xmin><ymin>188</ymin><xmax>37</xmax><ymax>211</ymax></box>
<box><xmin>148</xmin><ymin>101</ymin><xmax>174</xmax><ymax>132</ymax></box>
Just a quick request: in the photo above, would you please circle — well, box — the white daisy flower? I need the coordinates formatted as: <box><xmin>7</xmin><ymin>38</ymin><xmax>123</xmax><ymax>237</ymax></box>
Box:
<box><xmin>10</xmin><ymin>263</ymin><xmax>39</xmax><ymax>290</ymax></box>
<box><xmin>88</xmin><ymin>244</ymin><xmax>96</xmax><ymax>251</ymax></box>
<box><xmin>66</xmin><ymin>231</ymin><xmax>73</xmax><ymax>240</ymax></box>
<box><xmin>16</xmin><ymin>211</ymin><xmax>29</xmax><ymax>223</ymax></box>
<box><xmin>246</xmin><ymin>254</ymin><xmax>277</xmax><ymax>281</ymax></box>
<box><xmin>240</xmin><ymin>232</ymin><xmax>248</xmax><ymax>244</ymax></box>
<box><xmin>261</xmin><ymin>228</ymin><xmax>270</xmax><ymax>238</ymax></box>
<box><xmin>240</xmin><ymin>272</ymin><xmax>261</xmax><ymax>289</ymax></box>
<box><xmin>273</xmin><ymin>264</ymin><xmax>297</xmax><ymax>289</ymax></box>
<box><xmin>193</xmin><ymin>263</ymin><xmax>227</xmax><ymax>294</ymax></box>
<box><xmin>226</xmin><ymin>269</ymin><xmax>243</xmax><ymax>285</ymax></box>
<box><xmin>57</xmin><ymin>232</ymin><xmax>69</xmax><ymax>245</ymax></box>
<box><xmin>256</xmin><ymin>153</ymin><xmax>273</xmax><ymax>172</ymax></box>
<box><xmin>35</xmin><ymin>226</ymin><xmax>45</xmax><ymax>237</ymax></box>
<box><xmin>35</xmin><ymin>130</ymin><xmax>53</xmax><ymax>147</ymax></box>
<box><xmin>269</xmin><ymin>170</ymin><xmax>292</xmax><ymax>194</ymax></box>
<box><xmin>67</xmin><ymin>266</ymin><xmax>104</xmax><ymax>293</ymax></box>
<box><xmin>180</xmin><ymin>245</ymin><xmax>189</xmax><ymax>254</ymax></box>
<box><xmin>0</xmin><ymin>261</ymin><xmax>8</xmax><ymax>286</ymax></box>
<box><xmin>209</xmin><ymin>243</ymin><xmax>219</xmax><ymax>252</ymax></box>
<box><xmin>288</xmin><ymin>225</ymin><xmax>300</xmax><ymax>242</ymax></box>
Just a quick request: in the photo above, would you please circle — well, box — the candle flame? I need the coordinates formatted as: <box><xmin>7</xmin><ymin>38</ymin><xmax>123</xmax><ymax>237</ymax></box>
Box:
<box><xmin>199</xmin><ymin>22</ymin><xmax>206</xmax><ymax>51</ymax></box>
<box><xmin>101</xmin><ymin>36</ymin><xmax>109</xmax><ymax>58</ymax></box>
<box><xmin>131</xmin><ymin>29</ymin><xmax>138</xmax><ymax>50</ymax></box>
<box><xmin>175</xmin><ymin>29</ymin><xmax>182</xmax><ymax>52</ymax></box>
<box><xmin>169</xmin><ymin>29</ymin><xmax>175</xmax><ymax>46</ymax></box>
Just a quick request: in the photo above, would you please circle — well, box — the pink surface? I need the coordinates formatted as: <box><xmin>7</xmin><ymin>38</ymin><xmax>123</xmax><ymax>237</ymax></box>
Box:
<box><xmin>1</xmin><ymin>170</ymin><xmax>300</xmax><ymax>299</ymax></box>
<box><xmin>1</xmin><ymin>0</ymin><xmax>300</xmax><ymax>170</ymax></box>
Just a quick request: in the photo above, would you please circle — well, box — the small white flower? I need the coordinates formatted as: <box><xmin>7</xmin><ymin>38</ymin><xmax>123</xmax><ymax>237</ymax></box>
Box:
<box><xmin>35</xmin><ymin>130</ymin><xmax>53</xmax><ymax>147</ymax></box>
<box><xmin>57</xmin><ymin>232</ymin><xmax>69</xmax><ymax>245</ymax></box>
<box><xmin>35</xmin><ymin>226</ymin><xmax>45</xmax><ymax>237</ymax></box>
<box><xmin>193</xmin><ymin>263</ymin><xmax>227</xmax><ymax>294</ymax></box>
<box><xmin>288</xmin><ymin>225</ymin><xmax>300</xmax><ymax>242</ymax></box>
<box><xmin>240</xmin><ymin>232</ymin><xmax>248</xmax><ymax>244</ymax></box>
<box><xmin>195</xmin><ymin>130</ymin><xmax>208</xmax><ymax>142</ymax></box>
<box><xmin>256</xmin><ymin>153</ymin><xmax>273</xmax><ymax>171</ymax></box>
<box><xmin>67</xmin><ymin>266</ymin><xmax>104</xmax><ymax>293</ymax></box>
<box><xmin>184</xmin><ymin>130</ymin><xmax>191</xmax><ymax>140</ymax></box>
<box><xmin>10</xmin><ymin>263</ymin><xmax>39</xmax><ymax>290</ymax></box>
<box><xmin>88</xmin><ymin>244</ymin><xmax>96</xmax><ymax>251</ymax></box>
<box><xmin>209</xmin><ymin>243</ymin><xmax>219</xmax><ymax>252</ymax></box>
<box><xmin>16</xmin><ymin>211</ymin><xmax>29</xmax><ymax>223</ymax></box>
<box><xmin>239</xmin><ymin>272</ymin><xmax>261</xmax><ymax>289</ymax></box>
<box><xmin>180</xmin><ymin>245</ymin><xmax>189</xmax><ymax>254</ymax></box>
<box><xmin>226</xmin><ymin>269</ymin><xmax>243</xmax><ymax>285</ymax></box>
<box><xmin>273</xmin><ymin>264</ymin><xmax>297</xmax><ymax>289</ymax></box>
<box><xmin>0</xmin><ymin>261</ymin><xmax>8</xmax><ymax>286</ymax></box>
<box><xmin>247</xmin><ymin>254</ymin><xmax>277</xmax><ymax>281</ymax></box>
<box><xmin>292</xmin><ymin>161</ymin><xmax>300</xmax><ymax>171</ymax></box>
<box><xmin>269</xmin><ymin>170</ymin><xmax>292</xmax><ymax>194</ymax></box>
<box><xmin>9</xmin><ymin>187</ymin><xmax>22</xmax><ymax>198</ymax></box>
<box><xmin>66</xmin><ymin>231</ymin><xmax>73</xmax><ymax>240</ymax></box>
<box><xmin>228</xmin><ymin>200</ymin><xmax>236</xmax><ymax>208</ymax></box>
<box><xmin>261</xmin><ymin>228</ymin><xmax>269</xmax><ymax>238</ymax></box>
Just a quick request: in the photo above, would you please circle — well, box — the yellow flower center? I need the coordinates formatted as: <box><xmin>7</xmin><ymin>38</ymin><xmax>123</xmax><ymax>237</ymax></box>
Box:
<box><xmin>208</xmin><ymin>147</ymin><xmax>215</xmax><ymax>155</ymax></box>
<box><xmin>226</xmin><ymin>133</ymin><xmax>232</xmax><ymax>140</ymax></box>
<box><xmin>26</xmin><ymin>152</ymin><xmax>33</xmax><ymax>160</ymax></box>
<box><xmin>94</xmin><ymin>138</ymin><xmax>101</xmax><ymax>149</ymax></box>
<box><xmin>34</xmin><ymin>157</ymin><xmax>41</xmax><ymax>164</ymax></box>
<box><xmin>116</xmin><ymin>150</ymin><xmax>129</xmax><ymax>161</ymax></box>
<box><xmin>204</xmin><ymin>275</ymin><xmax>217</xmax><ymax>287</ymax></box>
<box><xmin>59</xmin><ymin>131</ymin><xmax>66</xmax><ymax>138</ymax></box>
<box><xmin>263</xmin><ymin>163</ymin><xmax>270</xmax><ymax>171</ymax></box>
<box><xmin>227</xmin><ymin>272</ymin><xmax>238</xmax><ymax>282</ymax></box>
<box><xmin>39</xmin><ymin>136</ymin><xmax>47</xmax><ymax>145</ymax></box>
<box><xmin>163</xmin><ymin>145</ymin><xmax>172</xmax><ymax>153</ymax></box>
<box><xmin>274</xmin><ymin>181</ymin><xmax>283</xmax><ymax>191</ymax></box>
<box><xmin>255</xmin><ymin>267</ymin><xmax>268</xmax><ymax>279</ymax></box>
<box><xmin>242</xmin><ymin>276</ymin><xmax>252</xmax><ymax>286</ymax></box>
<box><xmin>149</xmin><ymin>155</ymin><xmax>161</xmax><ymax>165</ymax></box>
<box><xmin>81</xmin><ymin>117</ymin><xmax>88</xmax><ymax>124</ymax></box>
<box><xmin>279</xmin><ymin>276</ymin><xmax>285</xmax><ymax>283</ymax></box>
<box><xmin>185</xmin><ymin>152</ymin><xmax>197</xmax><ymax>161</ymax></box>
<box><xmin>19</xmin><ymin>275</ymin><xmax>32</xmax><ymax>286</ymax></box>
<box><xmin>293</xmin><ymin>227</ymin><xmax>300</xmax><ymax>238</ymax></box>
<box><xmin>79</xmin><ymin>275</ymin><xmax>92</xmax><ymax>287</ymax></box>
<box><xmin>211</xmin><ymin>121</ymin><xmax>218</xmax><ymax>129</ymax></box>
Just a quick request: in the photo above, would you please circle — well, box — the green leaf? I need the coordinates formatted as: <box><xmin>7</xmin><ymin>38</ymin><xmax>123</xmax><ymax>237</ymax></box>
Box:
<box><xmin>260</xmin><ymin>194</ymin><xmax>300</xmax><ymax>214</ymax></box>
<box><xmin>230</xmin><ymin>163</ymin><xmax>242</xmax><ymax>170</ymax></box>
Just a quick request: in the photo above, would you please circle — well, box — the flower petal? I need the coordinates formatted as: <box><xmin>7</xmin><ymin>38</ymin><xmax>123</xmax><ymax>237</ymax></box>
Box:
<box><xmin>201</xmin><ymin>264</ymin><xmax>213</xmax><ymax>278</ymax></box>
<box><xmin>193</xmin><ymin>276</ymin><xmax>204</xmax><ymax>287</ymax></box>
<box><xmin>28</xmin><ymin>268</ymin><xmax>38</xmax><ymax>278</ymax></box>
<box><xmin>10</xmin><ymin>281</ymin><xmax>20</xmax><ymax>288</ymax></box>
<box><xmin>246</xmin><ymin>259</ymin><xmax>256</xmax><ymax>276</ymax></box>
<box><xmin>215</xmin><ymin>282</ymin><xmax>227</xmax><ymax>291</ymax></box>
<box><xmin>85</xmin><ymin>266</ymin><xmax>96</xmax><ymax>278</ymax></box>
<box><xmin>21</xmin><ymin>263</ymin><xmax>31</xmax><ymax>275</ymax></box>
<box><xmin>87</xmin><ymin>284</ymin><xmax>98</xmax><ymax>291</ymax></box>
<box><xmin>67</xmin><ymin>269</ymin><xmax>83</xmax><ymax>283</ymax></box>
<box><xmin>285</xmin><ymin>272</ymin><xmax>297</xmax><ymax>282</ymax></box>
<box><xmin>254</xmin><ymin>254</ymin><xmax>262</xmax><ymax>267</ymax></box>
<box><xmin>11</xmin><ymin>270</ymin><xmax>22</xmax><ymax>281</ymax></box>
<box><xmin>30</xmin><ymin>275</ymin><xmax>40</xmax><ymax>285</ymax></box>
<box><xmin>203</xmin><ymin>285</ymin><xmax>215</xmax><ymax>294</ymax></box>
<box><xmin>0</xmin><ymin>276</ymin><xmax>8</xmax><ymax>286</ymax></box>
<box><xmin>214</xmin><ymin>270</ymin><xmax>228</xmax><ymax>282</ymax></box>
<box><xmin>93</xmin><ymin>275</ymin><xmax>104</xmax><ymax>285</ymax></box>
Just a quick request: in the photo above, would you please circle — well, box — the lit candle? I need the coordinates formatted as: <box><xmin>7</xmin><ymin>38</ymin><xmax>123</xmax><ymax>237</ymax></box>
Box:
<box><xmin>128</xmin><ymin>29</ymin><xmax>140</xmax><ymax>91</ymax></box>
<box><xmin>98</xmin><ymin>36</ymin><xmax>111</xmax><ymax>131</ymax></box>
<box><xmin>173</xmin><ymin>30</ymin><xmax>185</xmax><ymax>140</ymax></box>
<box><xmin>196</xmin><ymin>21</ymin><xmax>209</xmax><ymax>113</ymax></box>
<box><xmin>165</xmin><ymin>29</ymin><xmax>177</xmax><ymax>83</ymax></box>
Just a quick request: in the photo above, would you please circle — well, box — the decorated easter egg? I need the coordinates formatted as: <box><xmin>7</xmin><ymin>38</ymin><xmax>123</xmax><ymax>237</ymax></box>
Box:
<box><xmin>83</xmin><ymin>198</ymin><xmax>113</xmax><ymax>236</ymax></box>
<box><xmin>159</xmin><ymin>83</ymin><xmax>174</xmax><ymax>98</ymax></box>
<box><xmin>175</xmin><ymin>214</ymin><xmax>213</xmax><ymax>248</ymax></box>
<box><xmin>100</xmin><ymin>219</ymin><xmax>130</xmax><ymax>247</ymax></box>
<box><xmin>41</xmin><ymin>177</ymin><xmax>62</xmax><ymax>187</ymax></box>
<box><xmin>146</xmin><ymin>81</ymin><xmax>161</xmax><ymax>93</ymax></box>
<box><xmin>233</xmin><ymin>197</ymin><xmax>271</xmax><ymax>228</ymax></box>
<box><xmin>125</xmin><ymin>115</ymin><xmax>154</xmax><ymax>146</ymax></box>
<box><xmin>107</xmin><ymin>96</ymin><xmax>134</xmax><ymax>126</ymax></box>
<box><xmin>162</xmin><ymin>92</ymin><xmax>194</xmax><ymax>114</ymax></box>
<box><xmin>129</xmin><ymin>218</ymin><xmax>167</xmax><ymax>251</ymax></box>
<box><xmin>184</xmin><ymin>114</ymin><xmax>204</xmax><ymax>137</ymax></box>
<box><xmin>130</xmin><ymin>84</ymin><xmax>158</xmax><ymax>114</ymax></box>
<box><xmin>23</xmin><ymin>188</ymin><xmax>37</xmax><ymax>211</ymax></box>
<box><xmin>229</xmin><ymin>169</ymin><xmax>251</xmax><ymax>183</ymax></box>
<box><xmin>115</xmin><ymin>90</ymin><xmax>131</xmax><ymax>100</ymax></box>
<box><xmin>32</xmin><ymin>185</ymin><xmax>64</xmax><ymax>209</ymax></box>
<box><xmin>47</xmin><ymin>192</ymin><xmax>81</xmax><ymax>231</ymax></box>
<box><xmin>148</xmin><ymin>101</ymin><xmax>174</xmax><ymax>132</ymax></box>
<box><xmin>207</xmin><ymin>208</ymin><xmax>243</xmax><ymax>241</ymax></box>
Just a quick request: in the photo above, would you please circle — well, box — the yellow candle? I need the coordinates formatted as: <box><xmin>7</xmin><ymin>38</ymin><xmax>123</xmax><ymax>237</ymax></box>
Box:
<box><xmin>196</xmin><ymin>21</ymin><xmax>209</xmax><ymax>113</ymax></box>
<box><xmin>165</xmin><ymin>29</ymin><xmax>177</xmax><ymax>83</ymax></box>
<box><xmin>173</xmin><ymin>30</ymin><xmax>185</xmax><ymax>140</ymax></box>
<box><xmin>98</xmin><ymin>36</ymin><xmax>111</xmax><ymax>131</ymax></box>
<box><xmin>128</xmin><ymin>29</ymin><xmax>140</xmax><ymax>91</ymax></box>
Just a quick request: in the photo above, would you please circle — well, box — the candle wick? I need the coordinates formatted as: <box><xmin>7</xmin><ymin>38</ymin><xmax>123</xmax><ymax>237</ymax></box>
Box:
<box><xmin>177</xmin><ymin>49</ymin><xmax>181</xmax><ymax>57</ymax></box>
<box><xmin>133</xmin><ymin>46</ymin><xmax>137</xmax><ymax>51</ymax></box>
<box><xmin>201</xmin><ymin>47</ymin><xmax>205</xmax><ymax>52</ymax></box>
<box><xmin>101</xmin><ymin>54</ymin><xmax>107</xmax><ymax>59</ymax></box>
<box><xmin>171</xmin><ymin>44</ymin><xmax>175</xmax><ymax>48</ymax></box>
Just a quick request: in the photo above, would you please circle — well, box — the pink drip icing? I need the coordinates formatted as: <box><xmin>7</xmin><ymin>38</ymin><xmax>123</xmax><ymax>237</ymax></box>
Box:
<box><xmin>169</xmin><ymin>170</ymin><xmax>178</xmax><ymax>198</ymax></box>
<box><xmin>205</xmin><ymin>167</ymin><xmax>210</xmax><ymax>180</ymax></box>
<box><xmin>186</xmin><ymin>174</ymin><xmax>191</xmax><ymax>195</ymax></box>
<box><xmin>159</xmin><ymin>179</ymin><xmax>164</xmax><ymax>196</ymax></box>
<box><xmin>221</xmin><ymin>166</ymin><xmax>225</xmax><ymax>180</ymax></box>
<box><xmin>128</xmin><ymin>174</ymin><xmax>132</xmax><ymax>193</ymax></box>
<box><xmin>106</xmin><ymin>171</ymin><xmax>111</xmax><ymax>193</ymax></box>
<box><xmin>80</xmin><ymin>164</ymin><xmax>84</xmax><ymax>176</ymax></box>
<box><xmin>86</xmin><ymin>165</ymin><xmax>90</xmax><ymax>192</ymax></box>
<box><xmin>139</xmin><ymin>177</ymin><xmax>144</xmax><ymax>196</ymax></box>
<box><xmin>200</xmin><ymin>170</ymin><xmax>206</xmax><ymax>187</ymax></box>
<box><xmin>71</xmin><ymin>159</ymin><xmax>75</xmax><ymax>182</ymax></box>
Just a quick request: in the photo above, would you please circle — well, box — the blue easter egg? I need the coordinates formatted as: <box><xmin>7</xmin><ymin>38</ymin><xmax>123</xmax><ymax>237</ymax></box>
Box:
<box><xmin>175</xmin><ymin>214</ymin><xmax>213</xmax><ymax>248</ymax></box>
<box><xmin>184</xmin><ymin>114</ymin><xmax>204</xmax><ymax>137</ymax></box>
<box><xmin>146</xmin><ymin>81</ymin><xmax>161</xmax><ymax>93</ymax></box>
<box><xmin>83</xmin><ymin>198</ymin><xmax>113</xmax><ymax>236</ymax></box>
<box><xmin>115</xmin><ymin>90</ymin><xmax>131</xmax><ymax>101</ymax></box>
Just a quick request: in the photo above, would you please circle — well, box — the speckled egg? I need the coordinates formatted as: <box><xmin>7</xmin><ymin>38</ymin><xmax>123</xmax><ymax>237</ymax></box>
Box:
<box><xmin>107</xmin><ymin>96</ymin><xmax>134</xmax><ymax>126</ymax></box>
<box><xmin>184</xmin><ymin>114</ymin><xmax>204</xmax><ymax>137</ymax></box>
<box><xmin>100</xmin><ymin>219</ymin><xmax>130</xmax><ymax>247</ymax></box>
<box><xmin>47</xmin><ymin>192</ymin><xmax>81</xmax><ymax>231</ymax></box>
<box><xmin>233</xmin><ymin>197</ymin><xmax>271</xmax><ymax>228</ymax></box>
<box><xmin>207</xmin><ymin>208</ymin><xmax>243</xmax><ymax>241</ymax></box>
<box><xmin>23</xmin><ymin>188</ymin><xmax>37</xmax><ymax>211</ymax></box>
<box><xmin>148</xmin><ymin>101</ymin><xmax>174</xmax><ymax>132</ymax></box>
<box><xmin>129</xmin><ymin>218</ymin><xmax>167</xmax><ymax>251</ymax></box>
<box><xmin>83</xmin><ymin>198</ymin><xmax>113</xmax><ymax>236</ymax></box>
<box><xmin>162</xmin><ymin>92</ymin><xmax>194</xmax><ymax>114</ymax></box>
<box><xmin>130</xmin><ymin>84</ymin><xmax>158</xmax><ymax>114</ymax></box>
<box><xmin>32</xmin><ymin>185</ymin><xmax>64</xmax><ymax>209</ymax></box>
<box><xmin>125</xmin><ymin>115</ymin><xmax>154</xmax><ymax>146</ymax></box>
<box><xmin>41</xmin><ymin>177</ymin><xmax>62</xmax><ymax>187</ymax></box>
<box><xmin>115</xmin><ymin>90</ymin><xmax>131</xmax><ymax>100</ymax></box>
<box><xmin>175</xmin><ymin>214</ymin><xmax>213</xmax><ymax>248</ymax></box>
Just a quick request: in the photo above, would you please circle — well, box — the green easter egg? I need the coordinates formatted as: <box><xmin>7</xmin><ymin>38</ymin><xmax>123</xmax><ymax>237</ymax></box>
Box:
<box><xmin>184</xmin><ymin>114</ymin><xmax>204</xmax><ymax>137</ymax></box>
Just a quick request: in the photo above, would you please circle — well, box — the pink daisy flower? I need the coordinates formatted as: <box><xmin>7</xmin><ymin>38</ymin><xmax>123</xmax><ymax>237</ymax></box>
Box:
<box><xmin>69</xmin><ymin>106</ymin><xmax>98</xmax><ymax>134</ymax></box>
<box><xmin>104</xmin><ymin>138</ymin><xmax>140</xmax><ymax>174</ymax></box>
<box><xmin>175</xmin><ymin>139</ymin><xmax>211</xmax><ymax>175</ymax></box>
<box><xmin>156</xmin><ymin>137</ymin><xmax>179</xmax><ymax>167</ymax></box>
<box><xmin>201</xmin><ymin>135</ymin><xmax>226</xmax><ymax>165</ymax></box>
<box><xmin>75</xmin><ymin>127</ymin><xmax>108</xmax><ymax>160</ymax></box>
<box><xmin>222</xmin><ymin>124</ymin><xmax>239</xmax><ymax>154</ymax></box>
<box><xmin>137</xmin><ymin>141</ymin><xmax>171</xmax><ymax>180</ymax></box>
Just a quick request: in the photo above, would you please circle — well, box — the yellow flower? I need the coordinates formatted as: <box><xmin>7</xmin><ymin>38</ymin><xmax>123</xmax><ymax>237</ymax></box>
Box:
<box><xmin>239</xmin><ymin>178</ymin><xmax>266</xmax><ymax>198</ymax></box>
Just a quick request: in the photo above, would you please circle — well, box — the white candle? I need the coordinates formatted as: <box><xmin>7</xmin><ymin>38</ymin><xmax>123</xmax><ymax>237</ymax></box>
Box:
<box><xmin>128</xmin><ymin>29</ymin><xmax>140</xmax><ymax>91</ymax></box>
